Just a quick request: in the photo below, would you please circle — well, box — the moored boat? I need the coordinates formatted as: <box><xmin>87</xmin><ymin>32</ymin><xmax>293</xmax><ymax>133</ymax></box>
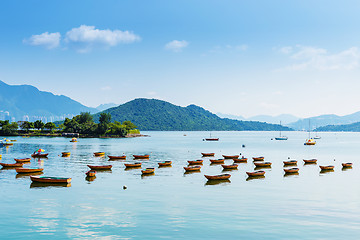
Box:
<box><xmin>233</xmin><ymin>157</ymin><xmax>247</xmax><ymax>163</ymax></box>
<box><xmin>201</xmin><ymin>153</ymin><xmax>215</xmax><ymax>157</ymax></box>
<box><xmin>303</xmin><ymin>159</ymin><xmax>317</xmax><ymax>164</ymax></box>
<box><xmin>87</xmin><ymin>165</ymin><xmax>112</xmax><ymax>170</ymax></box>
<box><xmin>254</xmin><ymin>162</ymin><xmax>272</xmax><ymax>167</ymax></box>
<box><xmin>94</xmin><ymin>152</ymin><xmax>105</xmax><ymax>157</ymax></box>
<box><xmin>204</xmin><ymin>138</ymin><xmax>219</xmax><ymax>141</ymax></box>
<box><xmin>124</xmin><ymin>162</ymin><xmax>142</xmax><ymax>168</ymax></box>
<box><xmin>133</xmin><ymin>154</ymin><xmax>150</xmax><ymax>159</ymax></box>
<box><xmin>222</xmin><ymin>155</ymin><xmax>239</xmax><ymax>159</ymax></box>
<box><xmin>108</xmin><ymin>155</ymin><xmax>126</xmax><ymax>160</ymax></box>
<box><xmin>283</xmin><ymin>160</ymin><xmax>297</xmax><ymax>165</ymax></box>
<box><xmin>31</xmin><ymin>153</ymin><xmax>49</xmax><ymax>158</ymax></box>
<box><xmin>30</xmin><ymin>176</ymin><xmax>71</xmax><ymax>184</ymax></box>
<box><xmin>320</xmin><ymin>165</ymin><xmax>334</xmax><ymax>170</ymax></box>
<box><xmin>222</xmin><ymin>164</ymin><xmax>238</xmax><ymax>169</ymax></box>
<box><xmin>304</xmin><ymin>139</ymin><xmax>316</xmax><ymax>145</ymax></box>
<box><xmin>184</xmin><ymin>166</ymin><xmax>201</xmax><ymax>171</ymax></box>
<box><xmin>16</xmin><ymin>167</ymin><xmax>43</xmax><ymax>173</ymax></box>
<box><xmin>246</xmin><ymin>171</ymin><xmax>265</xmax><ymax>177</ymax></box>
<box><xmin>86</xmin><ymin>170</ymin><xmax>96</xmax><ymax>177</ymax></box>
<box><xmin>187</xmin><ymin>160</ymin><xmax>203</xmax><ymax>165</ymax></box>
<box><xmin>61</xmin><ymin>152</ymin><xmax>71</xmax><ymax>157</ymax></box>
<box><xmin>141</xmin><ymin>168</ymin><xmax>155</xmax><ymax>174</ymax></box>
<box><xmin>204</xmin><ymin>174</ymin><xmax>231</xmax><ymax>180</ymax></box>
<box><xmin>210</xmin><ymin>159</ymin><xmax>225</xmax><ymax>164</ymax></box>
<box><xmin>70</xmin><ymin>138</ymin><xmax>77</xmax><ymax>142</ymax></box>
<box><xmin>158</xmin><ymin>161</ymin><xmax>172</xmax><ymax>167</ymax></box>
<box><xmin>342</xmin><ymin>163</ymin><xmax>353</xmax><ymax>167</ymax></box>
<box><xmin>0</xmin><ymin>162</ymin><xmax>24</xmax><ymax>168</ymax></box>
<box><xmin>14</xmin><ymin>158</ymin><xmax>31</xmax><ymax>163</ymax></box>
<box><xmin>252</xmin><ymin>157</ymin><xmax>264</xmax><ymax>161</ymax></box>
<box><xmin>284</xmin><ymin>168</ymin><xmax>299</xmax><ymax>173</ymax></box>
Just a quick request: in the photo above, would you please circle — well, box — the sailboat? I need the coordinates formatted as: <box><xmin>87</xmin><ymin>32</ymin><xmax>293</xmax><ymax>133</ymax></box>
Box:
<box><xmin>274</xmin><ymin>121</ymin><xmax>288</xmax><ymax>140</ymax></box>
<box><xmin>304</xmin><ymin>120</ymin><xmax>316</xmax><ymax>145</ymax></box>
<box><xmin>204</xmin><ymin>132</ymin><xmax>219</xmax><ymax>141</ymax></box>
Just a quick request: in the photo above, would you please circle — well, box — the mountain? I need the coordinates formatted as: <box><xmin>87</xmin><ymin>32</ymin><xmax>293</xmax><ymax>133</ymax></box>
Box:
<box><xmin>96</xmin><ymin>103</ymin><xmax>118</xmax><ymax>112</ymax></box>
<box><xmin>216</xmin><ymin>113</ymin><xmax>299</xmax><ymax>125</ymax></box>
<box><xmin>93</xmin><ymin>98</ymin><xmax>293</xmax><ymax>131</ymax></box>
<box><xmin>0</xmin><ymin>80</ymin><xmax>97</xmax><ymax>121</ymax></box>
<box><xmin>288</xmin><ymin>111</ymin><xmax>360</xmax><ymax>130</ymax></box>
<box><xmin>316</xmin><ymin>122</ymin><xmax>360</xmax><ymax>132</ymax></box>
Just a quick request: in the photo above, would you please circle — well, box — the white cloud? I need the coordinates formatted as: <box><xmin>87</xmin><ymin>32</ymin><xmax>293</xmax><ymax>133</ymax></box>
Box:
<box><xmin>100</xmin><ymin>86</ymin><xmax>112</xmax><ymax>91</ymax></box>
<box><xmin>278</xmin><ymin>45</ymin><xmax>360</xmax><ymax>71</ymax></box>
<box><xmin>65</xmin><ymin>25</ymin><xmax>141</xmax><ymax>53</ymax></box>
<box><xmin>23</xmin><ymin>32</ymin><xmax>61</xmax><ymax>49</ymax></box>
<box><xmin>165</xmin><ymin>40</ymin><xmax>189</xmax><ymax>52</ymax></box>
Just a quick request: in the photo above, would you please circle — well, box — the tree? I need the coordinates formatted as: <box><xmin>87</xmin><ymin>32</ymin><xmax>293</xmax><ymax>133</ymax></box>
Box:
<box><xmin>20</xmin><ymin>121</ymin><xmax>34</xmax><ymax>132</ymax></box>
<box><xmin>97</xmin><ymin>113</ymin><xmax>112</xmax><ymax>135</ymax></box>
<box><xmin>107</xmin><ymin>121</ymin><xmax>127</xmax><ymax>137</ymax></box>
<box><xmin>34</xmin><ymin>120</ymin><xmax>45</xmax><ymax>130</ymax></box>
<box><xmin>44</xmin><ymin>122</ymin><xmax>56</xmax><ymax>132</ymax></box>
<box><xmin>0</xmin><ymin>121</ymin><xmax>18</xmax><ymax>135</ymax></box>
<box><xmin>76</xmin><ymin>112</ymin><xmax>93</xmax><ymax>124</ymax></box>
<box><xmin>122</xmin><ymin>120</ymin><xmax>137</xmax><ymax>131</ymax></box>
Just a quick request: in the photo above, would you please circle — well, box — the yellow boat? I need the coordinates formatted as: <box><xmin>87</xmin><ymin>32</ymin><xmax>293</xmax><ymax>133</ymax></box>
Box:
<box><xmin>304</xmin><ymin>139</ymin><xmax>316</xmax><ymax>145</ymax></box>
<box><xmin>70</xmin><ymin>138</ymin><xmax>77</xmax><ymax>142</ymax></box>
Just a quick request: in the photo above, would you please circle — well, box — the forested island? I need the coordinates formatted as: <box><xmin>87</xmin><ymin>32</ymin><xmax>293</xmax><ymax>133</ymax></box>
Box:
<box><xmin>0</xmin><ymin>112</ymin><xmax>140</xmax><ymax>137</ymax></box>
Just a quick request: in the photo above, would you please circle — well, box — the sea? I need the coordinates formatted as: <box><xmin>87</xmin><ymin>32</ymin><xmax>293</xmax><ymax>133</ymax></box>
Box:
<box><xmin>1</xmin><ymin>131</ymin><xmax>360</xmax><ymax>239</ymax></box>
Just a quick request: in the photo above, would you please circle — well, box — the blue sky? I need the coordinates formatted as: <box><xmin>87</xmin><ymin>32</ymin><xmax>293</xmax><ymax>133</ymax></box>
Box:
<box><xmin>1</xmin><ymin>0</ymin><xmax>360</xmax><ymax>117</ymax></box>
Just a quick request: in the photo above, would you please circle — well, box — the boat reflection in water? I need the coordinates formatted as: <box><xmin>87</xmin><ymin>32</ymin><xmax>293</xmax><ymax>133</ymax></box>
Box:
<box><xmin>246</xmin><ymin>175</ymin><xmax>265</xmax><ymax>181</ymax></box>
<box><xmin>284</xmin><ymin>172</ymin><xmax>300</xmax><ymax>177</ymax></box>
<box><xmin>30</xmin><ymin>182</ymin><xmax>72</xmax><ymax>188</ymax></box>
<box><xmin>16</xmin><ymin>171</ymin><xmax>43</xmax><ymax>179</ymax></box>
<box><xmin>85</xmin><ymin>176</ymin><xmax>96</xmax><ymax>182</ymax></box>
<box><xmin>205</xmin><ymin>179</ymin><xmax>231</xmax><ymax>186</ymax></box>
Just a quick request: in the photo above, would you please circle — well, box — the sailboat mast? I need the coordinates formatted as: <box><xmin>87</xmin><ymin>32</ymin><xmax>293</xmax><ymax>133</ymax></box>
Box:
<box><xmin>279</xmin><ymin>121</ymin><xmax>282</xmax><ymax>137</ymax></box>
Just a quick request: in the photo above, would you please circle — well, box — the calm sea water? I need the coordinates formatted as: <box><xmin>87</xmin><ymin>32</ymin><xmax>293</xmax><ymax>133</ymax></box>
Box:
<box><xmin>1</xmin><ymin>131</ymin><xmax>360</xmax><ymax>239</ymax></box>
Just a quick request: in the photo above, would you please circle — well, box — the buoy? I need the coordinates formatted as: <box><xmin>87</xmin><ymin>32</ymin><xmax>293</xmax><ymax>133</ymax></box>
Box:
<box><xmin>242</xmin><ymin>144</ymin><xmax>245</xmax><ymax>148</ymax></box>
<box><xmin>123</xmin><ymin>185</ymin><xmax>127</xmax><ymax>190</ymax></box>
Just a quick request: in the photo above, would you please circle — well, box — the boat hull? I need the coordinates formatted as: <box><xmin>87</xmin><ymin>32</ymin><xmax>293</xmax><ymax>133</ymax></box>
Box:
<box><xmin>303</xmin><ymin>159</ymin><xmax>317</xmax><ymax>164</ymax></box>
<box><xmin>184</xmin><ymin>166</ymin><xmax>201</xmax><ymax>171</ymax></box>
<box><xmin>30</xmin><ymin>176</ymin><xmax>71</xmax><ymax>183</ymax></box>
<box><xmin>141</xmin><ymin>168</ymin><xmax>155</xmax><ymax>174</ymax></box>
<box><xmin>158</xmin><ymin>161</ymin><xmax>172</xmax><ymax>167</ymax></box>
<box><xmin>284</xmin><ymin>168</ymin><xmax>299</xmax><ymax>173</ymax></box>
<box><xmin>124</xmin><ymin>163</ymin><xmax>142</xmax><ymax>168</ymax></box>
<box><xmin>14</xmin><ymin>158</ymin><xmax>31</xmax><ymax>163</ymax></box>
<box><xmin>252</xmin><ymin>157</ymin><xmax>264</xmax><ymax>161</ymax></box>
<box><xmin>16</xmin><ymin>168</ymin><xmax>43</xmax><ymax>173</ymax></box>
<box><xmin>283</xmin><ymin>160</ymin><xmax>297</xmax><ymax>165</ymax></box>
<box><xmin>222</xmin><ymin>155</ymin><xmax>239</xmax><ymax>159</ymax></box>
<box><xmin>31</xmin><ymin>153</ymin><xmax>49</xmax><ymax>158</ymax></box>
<box><xmin>133</xmin><ymin>155</ymin><xmax>150</xmax><ymax>159</ymax></box>
<box><xmin>246</xmin><ymin>171</ymin><xmax>265</xmax><ymax>177</ymax></box>
<box><xmin>108</xmin><ymin>155</ymin><xmax>126</xmax><ymax>160</ymax></box>
<box><xmin>221</xmin><ymin>164</ymin><xmax>238</xmax><ymax>169</ymax></box>
<box><xmin>0</xmin><ymin>162</ymin><xmax>23</xmax><ymax>167</ymax></box>
<box><xmin>233</xmin><ymin>158</ymin><xmax>247</xmax><ymax>163</ymax></box>
<box><xmin>320</xmin><ymin>165</ymin><xmax>334</xmax><ymax>170</ymax></box>
<box><xmin>87</xmin><ymin>165</ymin><xmax>112</xmax><ymax>170</ymax></box>
<box><xmin>188</xmin><ymin>160</ymin><xmax>203</xmax><ymax>165</ymax></box>
<box><xmin>204</xmin><ymin>174</ymin><xmax>231</xmax><ymax>180</ymax></box>
<box><xmin>94</xmin><ymin>152</ymin><xmax>105</xmax><ymax>156</ymax></box>
<box><xmin>210</xmin><ymin>159</ymin><xmax>225</xmax><ymax>164</ymax></box>
<box><xmin>342</xmin><ymin>163</ymin><xmax>353</xmax><ymax>167</ymax></box>
<box><xmin>254</xmin><ymin>162</ymin><xmax>272</xmax><ymax>167</ymax></box>
<box><xmin>201</xmin><ymin>153</ymin><xmax>215</xmax><ymax>157</ymax></box>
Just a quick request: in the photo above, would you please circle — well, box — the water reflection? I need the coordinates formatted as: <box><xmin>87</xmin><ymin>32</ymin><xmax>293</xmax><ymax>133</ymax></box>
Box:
<box><xmin>85</xmin><ymin>176</ymin><xmax>96</xmax><ymax>182</ymax></box>
<box><xmin>320</xmin><ymin>169</ymin><xmax>335</xmax><ymax>174</ymax></box>
<box><xmin>141</xmin><ymin>172</ymin><xmax>155</xmax><ymax>178</ymax></box>
<box><xmin>246</xmin><ymin>176</ymin><xmax>265</xmax><ymax>181</ymax></box>
<box><xmin>183</xmin><ymin>170</ymin><xmax>201</xmax><ymax>175</ymax></box>
<box><xmin>284</xmin><ymin>172</ymin><xmax>300</xmax><ymax>178</ymax></box>
<box><xmin>342</xmin><ymin>166</ymin><xmax>352</xmax><ymax>171</ymax></box>
<box><xmin>254</xmin><ymin>166</ymin><xmax>271</xmax><ymax>170</ymax></box>
<box><xmin>16</xmin><ymin>172</ymin><xmax>43</xmax><ymax>178</ymax></box>
<box><xmin>205</xmin><ymin>179</ymin><xmax>231</xmax><ymax>186</ymax></box>
<box><xmin>30</xmin><ymin>182</ymin><xmax>72</xmax><ymax>188</ymax></box>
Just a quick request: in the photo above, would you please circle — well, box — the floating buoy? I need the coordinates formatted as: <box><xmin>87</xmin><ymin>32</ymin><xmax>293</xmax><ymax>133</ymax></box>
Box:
<box><xmin>242</xmin><ymin>144</ymin><xmax>245</xmax><ymax>148</ymax></box>
<box><xmin>123</xmin><ymin>185</ymin><xmax>127</xmax><ymax>190</ymax></box>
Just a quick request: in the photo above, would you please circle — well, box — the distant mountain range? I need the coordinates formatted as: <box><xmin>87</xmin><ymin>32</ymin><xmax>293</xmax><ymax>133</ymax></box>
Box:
<box><xmin>287</xmin><ymin>112</ymin><xmax>360</xmax><ymax>130</ymax></box>
<box><xmin>315</xmin><ymin>122</ymin><xmax>360</xmax><ymax>132</ymax></box>
<box><xmin>217</xmin><ymin>113</ymin><xmax>299</xmax><ymax>125</ymax></box>
<box><xmin>96</xmin><ymin>103</ymin><xmax>118</xmax><ymax>112</ymax></box>
<box><xmin>93</xmin><ymin>98</ymin><xmax>291</xmax><ymax>131</ymax></box>
<box><xmin>0</xmin><ymin>80</ymin><xmax>97</xmax><ymax>121</ymax></box>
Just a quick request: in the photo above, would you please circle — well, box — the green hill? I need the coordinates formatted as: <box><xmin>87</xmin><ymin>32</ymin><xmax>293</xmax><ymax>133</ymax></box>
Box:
<box><xmin>316</xmin><ymin>122</ymin><xmax>360</xmax><ymax>132</ymax></box>
<box><xmin>93</xmin><ymin>98</ymin><xmax>293</xmax><ymax>131</ymax></box>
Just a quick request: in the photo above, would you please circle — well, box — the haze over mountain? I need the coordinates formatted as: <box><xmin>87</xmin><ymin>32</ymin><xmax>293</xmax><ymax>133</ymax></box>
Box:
<box><xmin>287</xmin><ymin>111</ymin><xmax>360</xmax><ymax>130</ymax></box>
<box><xmin>217</xmin><ymin>113</ymin><xmax>299</xmax><ymax>125</ymax></box>
<box><xmin>94</xmin><ymin>98</ymin><xmax>292</xmax><ymax>131</ymax></box>
<box><xmin>96</xmin><ymin>103</ymin><xmax>118</xmax><ymax>112</ymax></box>
<box><xmin>0</xmin><ymin>80</ymin><xmax>97</xmax><ymax>122</ymax></box>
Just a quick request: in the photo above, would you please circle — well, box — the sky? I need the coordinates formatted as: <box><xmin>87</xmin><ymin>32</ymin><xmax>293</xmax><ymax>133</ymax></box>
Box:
<box><xmin>1</xmin><ymin>0</ymin><xmax>360</xmax><ymax>118</ymax></box>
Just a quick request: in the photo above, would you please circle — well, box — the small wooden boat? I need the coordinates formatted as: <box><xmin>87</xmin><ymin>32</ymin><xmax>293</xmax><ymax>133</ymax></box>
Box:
<box><xmin>86</xmin><ymin>170</ymin><xmax>96</xmax><ymax>177</ymax></box>
<box><xmin>141</xmin><ymin>168</ymin><xmax>155</xmax><ymax>174</ymax></box>
<box><xmin>283</xmin><ymin>160</ymin><xmax>297</xmax><ymax>165</ymax></box>
<box><xmin>10</xmin><ymin>139</ymin><xmax>17</xmax><ymax>142</ymax></box>
<box><xmin>70</xmin><ymin>138</ymin><xmax>77</xmax><ymax>142</ymax></box>
<box><xmin>222</xmin><ymin>164</ymin><xmax>238</xmax><ymax>169</ymax></box>
<box><xmin>246</xmin><ymin>171</ymin><xmax>265</xmax><ymax>177</ymax></box>
<box><xmin>108</xmin><ymin>155</ymin><xmax>126</xmax><ymax>160</ymax></box>
<box><xmin>0</xmin><ymin>162</ymin><xmax>23</xmax><ymax>168</ymax></box>
<box><xmin>210</xmin><ymin>159</ymin><xmax>225</xmax><ymax>164</ymax></box>
<box><xmin>222</xmin><ymin>155</ymin><xmax>239</xmax><ymax>159</ymax></box>
<box><xmin>303</xmin><ymin>159</ymin><xmax>317</xmax><ymax>164</ymax></box>
<box><xmin>30</xmin><ymin>176</ymin><xmax>71</xmax><ymax>184</ymax></box>
<box><xmin>284</xmin><ymin>168</ymin><xmax>299</xmax><ymax>173</ymax></box>
<box><xmin>233</xmin><ymin>157</ymin><xmax>248</xmax><ymax>163</ymax></box>
<box><xmin>204</xmin><ymin>138</ymin><xmax>219</xmax><ymax>141</ymax></box>
<box><xmin>14</xmin><ymin>158</ymin><xmax>31</xmax><ymax>163</ymax></box>
<box><xmin>87</xmin><ymin>165</ymin><xmax>112</xmax><ymax>170</ymax></box>
<box><xmin>1</xmin><ymin>142</ymin><xmax>13</xmax><ymax>146</ymax></box>
<box><xmin>61</xmin><ymin>152</ymin><xmax>71</xmax><ymax>157</ymax></box>
<box><xmin>188</xmin><ymin>160</ymin><xmax>203</xmax><ymax>165</ymax></box>
<box><xmin>124</xmin><ymin>162</ymin><xmax>142</xmax><ymax>168</ymax></box>
<box><xmin>342</xmin><ymin>163</ymin><xmax>353</xmax><ymax>167</ymax></box>
<box><xmin>204</xmin><ymin>174</ymin><xmax>231</xmax><ymax>180</ymax></box>
<box><xmin>158</xmin><ymin>161</ymin><xmax>172</xmax><ymax>167</ymax></box>
<box><xmin>31</xmin><ymin>153</ymin><xmax>49</xmax><ymax>158</ymax></box>
<box><xmin>201</xmin><ymin>153</ymin><xmax>215</xmax><ymax>157</ymax></box>
<box><xmin>16</xmin><ymin>167</ymin><xmax>43</xmax><ymax>173</ymax></box>
<box><xmin>184</xmin><ymin>166</ymin><xmax>201</xmax><ymax>171</ymax></box>
<box><xmin>320</xmin><ymin>165</ymin><xmax>334</xmax><ymax>170</ymax></box>
<box><xmin>254</xmin><ymin>162</ymin><xmax>272</xmax><ymax>167</ymax></box>
<box><xmin>253</xmin><ymin>157</ymin><xmax>264</xmax><ymax>161</ymax></box>
<box><xmin>94</xmin><ymin>152</ymin><xmax>105</xmax><ymax>157</ymax></box>
<box><xmin>133</xmin><ymin>154</ymin><xmax>150</xmax><ymax>159</ymax></box>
